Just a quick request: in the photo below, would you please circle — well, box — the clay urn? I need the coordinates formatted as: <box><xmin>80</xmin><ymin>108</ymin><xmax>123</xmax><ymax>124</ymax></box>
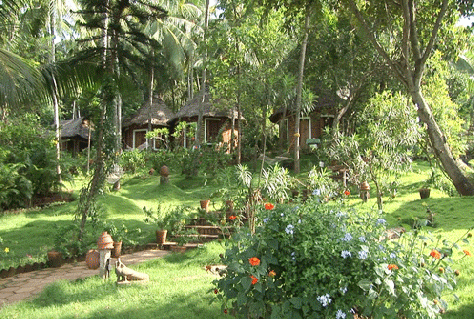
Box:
<box><xmin>360</xmin><ymin>181</ymin><xmax>370</xmax><ymax>191</ymax></box>
<box><xmin>160</xmin><ymin>165</ymin><xmax>169</xmax><ymax>177</ymax></box>
<box><xmin>97</xmin><ymin>231</ymin><xmax>114</xmax><ymax>250</ymax></box>
<box><xmin>85</xmin><ymin>249</ymin><xmax>100</xmax><ymax>269</ymax></box>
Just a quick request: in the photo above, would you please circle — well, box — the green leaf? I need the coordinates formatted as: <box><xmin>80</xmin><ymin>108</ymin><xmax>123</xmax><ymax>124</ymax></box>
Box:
<box><xmin>358</xmin><ymin>279</ymin><xmax>372</xmax><ymax>291</ymax></box>
<box><xmin>241</xmin><ymin>276</ymin><xmax>252</xmax><ymax>291</ymax></box>
<box><xmin>290</xmin><ymin>297</ymin><xmax>303</xmax><ymax>309</ymax></box>
<box><xmin>254</xmin><ymin>282</ymin><xmax>263</xmax><ymax>293</ymax></box>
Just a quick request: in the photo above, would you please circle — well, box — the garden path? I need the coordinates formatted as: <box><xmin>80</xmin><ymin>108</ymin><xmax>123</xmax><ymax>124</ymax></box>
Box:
<box><xmin>0</xmin><ymin>249</ymin><xmax>169</xmax><ymax>308</ymax></box>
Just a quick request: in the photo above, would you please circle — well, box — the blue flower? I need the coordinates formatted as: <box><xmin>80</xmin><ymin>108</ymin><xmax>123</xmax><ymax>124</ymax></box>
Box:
<box><xmin>263</xmin><ymin>218</ymin><xmax>268</xmax><ymax>223</ymax></box>
<box><xmin>313</xmin><ymin>189</ymin><xmax>321</xmax><ymax>196</ymax></box>
<box><xmin>291</xmin><ymin>252</ymin><xmax>296</xmax><ymax>260</ymax></box>
<box><xmin>341</xmin><ymin>233</ymin><xmax>353</xmax><ymax>241</ymax></box>
<box><xmin>378</xmin><ymin>244</ymin><xmax>386</xmax><ymax>251</ymax></box>
<box><xmin>281</xmin><ymin>213</ymin><xmax>285</xmax><ymax>217</ymax></box>
<box><xmin>358</xmin><ymin>250</ymin><xmax>369</xmax><ymax>260</ymax></box>
<box><xmin>341</xmin><ymin>250</ymin><xmax>351</xmax><ymax>259</ymax></box>
<box><xmin>376</xmin><ymin>218</ymin><xmax>386</xmax><ymax>225</ymax></box>
<box><xmin>285</xmin><ymin>224</ymin><xmax>294</xmax><ymax>235</ymax></box>
<box><xmin>358</xmin><ymin>236</ymin><xmax>366</xmax><ymax>242</ymax></box>
<box><xmin>317</xmin><ymin>294</ymin><xmax>331</xmax><ymax>307</ymax></box>
<box><xmin>390</xmin><ymin>253</ymin><xmax>397</xmax><ymax>259</ymax></box>
<box><xmin>298</xmin><ymin>219</ymin><xmax>302</xmax><ymax>224</ymax></box>
<box><xmin>336</xmin><ymin>309</ymin><xmax>346</xmax><ymax>319</ymax></box>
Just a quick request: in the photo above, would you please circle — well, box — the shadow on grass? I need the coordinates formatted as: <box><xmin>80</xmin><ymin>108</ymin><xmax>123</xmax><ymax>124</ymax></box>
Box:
<box><xmin>445</xmin><ymin>301</ymin><xmax>474</xmax><ymax>319</ymax></box>
<box><xmin>388</xmin><ymin>196</ymin><xmax>474</xmax><ymax>232</ymax></box>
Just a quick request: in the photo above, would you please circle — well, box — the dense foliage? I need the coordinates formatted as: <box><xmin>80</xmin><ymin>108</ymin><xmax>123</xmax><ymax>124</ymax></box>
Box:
<box><xmin>214</xmin><ymin>199</ymin><xmax>471</xmax><ymax>318</ymax></box>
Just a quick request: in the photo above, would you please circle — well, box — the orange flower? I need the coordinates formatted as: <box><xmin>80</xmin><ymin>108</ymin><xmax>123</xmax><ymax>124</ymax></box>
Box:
<box><xmin>268</xmin><ymin>270</ymin><xmax>276</xmax><ymax>278</ymax></box>
<box><xmin>224</xmin><ymin>309</ymin><xmax>228</xmax><ymax>314</ymax></box>
<box><xmin>439</xmin><ymin>267</ymin><xmax>445</xmax><ymax>273</ymax></box>
<box><xmin>388</xmin><ymin>264</ymin><xmax>399</xmax><ymax>270</ymax></box>
<box><xmin>249</xmin><ymin>257</ymin><xmax>261</xmax><ymax>266</ymax></box>
<box><xmin>265</xmin><ymin>202</ymin><xmax>275</xmax><ymax>210</ymax></box>
<box><xmin>250</xmin><ymin>275</ymin><xmax>258</xmax><ymax>285</ymax></box>
<box><xmin>430</xmin><ymin>249</ymin><xmax>441</xmax><ymax>259</ymax></box>
<box><xmin>229</xmin><ymin>215</ymin><xmax>237</xmax><ymax>220</ymax></box>
<box><xmin>344</xmin><ymin>190</ymin><xmax>350</xmax><ymax>196</ymax></box>
<box><xmin>455</xmin><ymin>270</ymin><xmax>460</xmax><ymax>276</ymax></box>
<box><xmin>463</xmin><ymin>250</ymin><xmax>471</xmax><ymax>257</ymax></box>
<box><xmin>214</xmin><ymin>289</ymin><xmax>218</xmax><ymax>294</ymax></box>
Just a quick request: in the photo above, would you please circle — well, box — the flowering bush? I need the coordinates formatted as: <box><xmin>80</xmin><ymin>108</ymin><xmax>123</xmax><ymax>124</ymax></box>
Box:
<box><xmin>214</xmin><ymin>199</ymin><xmax>471</xmax><ymax>318</ymax></box>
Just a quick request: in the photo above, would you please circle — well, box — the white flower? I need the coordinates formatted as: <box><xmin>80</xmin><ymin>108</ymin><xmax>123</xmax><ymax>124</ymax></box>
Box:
<box><xmin>341</xmin><ymin>233</ymin><xmax>352</xmax><ymax>241</ymax></box>
<box><xmin>340</xmin><ymin>286</ymin><xmax>348</xmax><ymax>294</ymax></box>
<box><xmin>285</xmin><ymin>224</ymin><xmax>294</xmax><ymax>235</ymax></box>
<box><xmin>358</xmin><ymin>236</ymin><xmax>366</xmax><ymax>242</ymax></box>
<box><xmin>341</xmin><ymin>250</ymin><xmax>351</xmax><ymax>259</ymax></box>
<box><xmin>313</xmin><ymin>189</ymin><xmax>321</xmax><ymax>196</ymax></box>
<box><xmin>358</xmin><ymin>250</ymin><xmax>369</xmax><ymax>260</ymax></box>
<box><xmin>336</xmin><ymin>309</ymin><xmax>346</xmax><ymax>319</ymax></box>
<box><xmin>317</xmin><ymin>294</ymin><xmax>331</xmax><ymax>307</ymax></box>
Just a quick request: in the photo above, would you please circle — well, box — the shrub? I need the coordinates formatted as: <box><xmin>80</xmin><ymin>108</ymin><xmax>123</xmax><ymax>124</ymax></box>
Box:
<box><xmin>121</xmin><ymin>149</ymin><xmax>145</xmax><ymax>174</ymax></box>
<box><xmin>214</xmin><ymin>200</ymin><xmax>470</xmax><ymax>318</ymax></box>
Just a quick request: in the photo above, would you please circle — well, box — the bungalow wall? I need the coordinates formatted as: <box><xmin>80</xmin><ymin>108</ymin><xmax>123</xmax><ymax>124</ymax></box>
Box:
<box><xmin>285</xmin><ymin>112</ymin><xmax>330</xmax><ymax>151</ymax></box>
<box><xmin>123</xmin><ymin>124</ymin><xmax>167</xmax><ymax>150</ymax></box>
<box><xmin>173</xmin><ymin>117</ymin><xmax>240</xmax><ymax>153</ymax></box>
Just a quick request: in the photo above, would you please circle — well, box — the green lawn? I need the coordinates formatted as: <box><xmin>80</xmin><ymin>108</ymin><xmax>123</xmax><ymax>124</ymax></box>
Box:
<box><xmin>1</xmin><ymin>160</ymin><xmax>474</xmax><ymax>318</ymax></box>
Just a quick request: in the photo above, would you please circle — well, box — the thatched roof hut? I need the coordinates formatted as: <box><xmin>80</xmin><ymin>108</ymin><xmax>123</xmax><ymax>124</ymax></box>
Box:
<box><xmin>60</xmin><ymin>117</ymin><xmax>91</xmax><ymax>139</ymax></box>
<box><xmin>123</xmin><ymin>97</ymin><xmax>174</xmax><ymax>128</ymax></box>
<box><xmin>168</xmin><ymin>92</ymin><xmax>240</xmax><ymax>124</ymax></box>
<box><xmin>59</xmin><ymin>117</ymin><xmax>92</xmax><ymax>156</ymax></box>
<box><xmin>122</xmin><ymin>97</ymin><xmax>175</xmax><ymax>150</ymax></box>
<box><xmin>168</xmin><ymin>91</ymin><xmax>243</xmax><ymax>150</ymax></box>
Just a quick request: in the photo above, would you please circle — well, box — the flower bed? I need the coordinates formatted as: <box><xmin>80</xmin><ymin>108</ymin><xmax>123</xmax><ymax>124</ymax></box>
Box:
<box><xmin>214</xmin><ymin>200</ymin><xmax>471</xmax><ymax>318</ymax></box>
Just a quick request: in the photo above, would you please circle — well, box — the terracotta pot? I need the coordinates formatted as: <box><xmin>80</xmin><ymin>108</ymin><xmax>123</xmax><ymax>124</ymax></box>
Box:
<box><xmin>85</xmin><ymin>249</ymin><xmax>100</xmax><ymax>269</ymax></box>
<box><xmin>47</xmin><ymin>250</ymin><xmax>63</xmax><ymax>268</ymax></box>
<box><xmin>200</xmin><ymin>199</ymin><xmax>210</xmax><ymax>212</ymax></box>
<box><xmin>156</xmin><ymin>229</ymin><xmax>167</xmax><ymax>245</ymax></box>
<box><xmin>419</xmin><ymin>188</ymin><xmax>431</xmax><ymax>199</ymax></box>
<box><xmin>112</xmin><ymin>241</ymin><xmax>123</xmax><ymax>258</ymax></box>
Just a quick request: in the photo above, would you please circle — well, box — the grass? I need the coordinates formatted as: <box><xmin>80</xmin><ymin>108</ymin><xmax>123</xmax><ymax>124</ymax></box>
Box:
<box><xmin>1</xmin><ymin>159</ymin><xmax>474</xmax><ymax>318</ymax></box>
<box><xmin>0</xmin><ymin>242</ymin><xmax>226</xmax><ymax>319</ymax></box>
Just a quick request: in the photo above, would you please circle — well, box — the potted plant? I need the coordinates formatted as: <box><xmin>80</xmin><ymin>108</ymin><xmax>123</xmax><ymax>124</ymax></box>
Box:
<box><xmin>172</xmin><ymin>229</ymin><xmax>199</xmax><ymax>253</ymax></box>
<box><xmin>419</xmin><ymin>187</ymin><xmax>431</xmax><ymax>199</ymax></box>
<box><xmin>103</xmin><ymin>222</ymin><xmax>127</xmax><ymax>258</ymax></box>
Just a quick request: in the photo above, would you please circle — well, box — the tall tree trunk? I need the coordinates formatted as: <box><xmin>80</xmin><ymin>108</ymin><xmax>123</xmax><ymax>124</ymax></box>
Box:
<box><xmin>237</xmin><ymin>64</ymin><xmax>242</xmax><ymax>164</ymax></box>
<box><xmin>294</xmin><ymin>8</ymin><xmax>310</xmax><ymax>173</ymax></box>
<box><xmin>346</xmin><ymin>0</ymin><xmax>474</xmax><ymax>196</ymax></box>
<box><xmin>195</xmin><ymin>0</ymin><xmax>209</xmax><ymax>147</ymax></box>
<box><xmin>50</xmin><ymin>4</ymin><xmax>61</xmax><ymax>186</ymax></box>
<box><xmin>147</xmin><ymin>58</ymin><xmax>154</xmax><ymax>151</ymax></box>
<box><xmin>411</xmin><ymin>90</ymin><xmax>474</xmax><ymax>195</ymax></box>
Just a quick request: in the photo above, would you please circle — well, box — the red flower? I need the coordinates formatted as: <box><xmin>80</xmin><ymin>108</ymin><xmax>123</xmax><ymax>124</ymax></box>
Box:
<box><xmin>264</xmin><ymin>202</ymin><xmax>275</xmax><ymax>210</ymax></box>
<box><xmin>430</xmin><ymin>249</ymin><xmax>441</xmax><ymax>259</ymax></box>
<box><xmin>224</xmin><ymin>309</ymin><xmax>228</xmax><ymax>314</ymax></box>
<box><xmin>463</xmin><ymin>250</ymin><xmax>471</xmax><ymax>257</ymax></box>
<box><xmin>250</xmin><ymin>275</ymin><xmax>258</xmax><ymax>285</ymax></box>
<box><xmin>388</xmin><ymin>264</ymin><xmax>399</xmax><ymax>270</ymax></box>
<box><xmin>249</xmin><ymin>257</ymin><xmax>261</xmax><ymax>266</ymax></box>
<box><xmin>268</xmin><ymin>270</ymin><xmax>276</xmax><ymax>278</ymax></box>
<box><xmin>214</xmin><ymin>289</ymin><xmax>218</xmax><ymax>294</ymax></box>
<box><xmin>229</xmin><ymin>215</ymin><xmax>237</xmax><ymax>220</ymax></box>
<box><xmin>344</xmin><ymin>190</ymin><xmax>350</xmax><ymax>196</ymax></box>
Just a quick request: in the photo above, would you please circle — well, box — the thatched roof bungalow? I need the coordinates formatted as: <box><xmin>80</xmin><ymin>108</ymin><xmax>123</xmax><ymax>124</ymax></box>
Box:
<box><xmin>269</xmin><ymin>95</ymin><xmax>337</xmax><ymax>151</ymax></box>
<box><xmin>168</xmin><ymin>91</ymin><xmax>243</xmax><ymax>152</ymax></box>
<box><xmin>59</xmin><ymin>117</ymin><xmax>92</xmax><ymax>156</ymax></box>
<box><xmin>122</xmin><ymin>97</ymin><xmax>175</xmax><ymax>150</ymax></box>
